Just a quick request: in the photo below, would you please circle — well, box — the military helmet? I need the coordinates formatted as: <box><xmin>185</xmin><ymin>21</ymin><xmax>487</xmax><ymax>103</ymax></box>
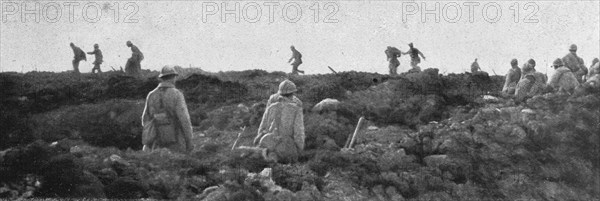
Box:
<box><xmin>552</xmin><ymin>58</ymin><xmax>564</xmax><ymax>67</ymax></box>
<box><xmin>510</xmin><ymin>58</ymin><xmax>518</xmax><ymax>66</ymax></box>
<box><xmin>94</xmin><ymin>44</ymin><xmax>99</xmax><ymax>48</ymax></box>
<box><xmin>159</xmin><ymin>65</ymin><xmax>179</xmax><ymax>78</ymax></box>
<box><xmin>278</xmin><ymin>79</ymin><xmax>297</xmax><ymax>95</ymax></box>
<box><xmin>569</xmin><ymin>44</ymin><xmax>577</xmax><ymax>51</ymax></box>
<box><xmin>522</xmin><ymin>63</ymin><xmax>534</xmax><ymax>73</ymax></box>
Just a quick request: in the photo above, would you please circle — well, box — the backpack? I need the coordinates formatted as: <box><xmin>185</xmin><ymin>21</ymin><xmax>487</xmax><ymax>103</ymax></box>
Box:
<box><xmin>143</xmin><ymin>88</ymin><xmax>179</xmax><ymax>146</ymax></box>
<box><xmin>257</xmin><ymin>103</ymin><xmax>300</xmax><ymax>162</ymax></box>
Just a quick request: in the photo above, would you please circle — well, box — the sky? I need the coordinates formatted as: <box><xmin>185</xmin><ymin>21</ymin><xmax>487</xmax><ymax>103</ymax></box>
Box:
<box><xmin>1</xmin><ymin>0</ymin><xmax>599</xmax><ymax>75</ymax></box>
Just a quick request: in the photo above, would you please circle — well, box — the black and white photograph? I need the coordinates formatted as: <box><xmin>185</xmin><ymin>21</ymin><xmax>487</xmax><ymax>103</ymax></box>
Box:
<box><xmin>1</xmin><ymin>0</ymin><xmax>599</xmax><ymax>200</ymax></box>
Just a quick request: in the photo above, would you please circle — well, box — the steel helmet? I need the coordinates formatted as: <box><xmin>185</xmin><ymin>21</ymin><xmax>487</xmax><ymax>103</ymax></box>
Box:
<box><xmin>278</xmin><ymin>79</ymin><xmax>297</xmax><ymax>95</ymax></box>
<box><xmin>527</xmin><ymin>59</ymin><xmax>536</xmax><ymax>66</ymax></box>
<box><xmin>522</xmin><ymin>63</ymin><xmax>533</xmax><ymax>73</ymax></box>
<box><xmin>94</xmin><ymin>44</ymin><xmax>99</xmax><ymax>48</ymax></box>
<box><xmin>569</xmin><ymin>44</ymin><xmax>577</xmax><ymax>51</ymax></box>
<box><xmin>159</xmin><ymin>65</ymin><xmax>179</xmax><ymax>78</ymax></box>
<box><xmin>552</xmin><ymin>58</ymin><xmax>564</xmax><ymax>67</ymax></box>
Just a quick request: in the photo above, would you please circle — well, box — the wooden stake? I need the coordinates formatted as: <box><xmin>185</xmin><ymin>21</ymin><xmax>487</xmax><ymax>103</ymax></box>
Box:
<box><xmin>346</xmin><ymin>116</ymin><xmax>365</xmax><ymax>149</ymax></box>
<box><xmin>231</xmin><ymin>126</ymin><xmax>246</xmax><ymax>150</ymax></box>
<box><xmin>328</xmin><ymin>66</ymin><xmax>338</xmax><ymax>74</ymax></box>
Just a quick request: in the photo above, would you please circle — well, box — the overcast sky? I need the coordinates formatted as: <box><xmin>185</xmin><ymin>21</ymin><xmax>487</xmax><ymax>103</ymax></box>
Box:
<box><xmin>1</xmin><ymin>1</ymin><xmax>599</xmax><ymax>75</ymax></box>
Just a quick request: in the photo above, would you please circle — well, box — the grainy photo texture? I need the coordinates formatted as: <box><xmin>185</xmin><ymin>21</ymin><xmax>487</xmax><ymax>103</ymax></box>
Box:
<box><xmin>1</xmin><ymin>1</ymin><xmax>599</xmax><ymax>200</ymax></box>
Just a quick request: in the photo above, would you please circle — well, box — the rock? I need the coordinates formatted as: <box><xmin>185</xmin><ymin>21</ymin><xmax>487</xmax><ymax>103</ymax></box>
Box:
<box><xmin>312</xmin><ymin>98</ymin><xmax>341</xmax><ymax>113</ymax></box>
<box><xmin>424</xmin><ymin>155</ymin><xmax>450</xmax><ymax>168</ymax></box>
<box><xmin>483</xmin><ymin>95</ymin><xmax>500</xmax><ymax>101</ymax></box>
<box><xmin>109</xmin><ymin>154</ymin><xmax>130</xmax><ymax>166</ymax></box>
<box><xmin>367</xmin><ymin>126</ymin><xmax>379</xmax><ymax>130</ymax></box>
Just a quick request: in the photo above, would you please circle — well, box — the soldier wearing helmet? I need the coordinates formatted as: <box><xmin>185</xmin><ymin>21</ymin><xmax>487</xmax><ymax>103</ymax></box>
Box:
<box><xmin>125</xmin><ymin>41</ymin><xmax>144</xmax><ymax>76</ymax></box>
<box><xmin>266</xmin><ymin>79</ymin><xmax>303</xmax><ymax>107</ymax></box>
<box><xmin>87</xmin><ymin>44</ymin><xmax>103</xmax><ymax>73</ymax></box>
<box><xmin>548</xmin><ymin>58</ymin><xmax>580</xmax><ymax>94</ymax></box>
<box><xmin>562</xmin><ymin>44</ymin><xmax>587</xmax><ymax>83</ymax></box>
<box><xmin>70</xmin><ymin>42</ymin><xmax>87</xmax><ymax>74</ymax></box>
<box><xmin>402</xmin><ymin>42</ymin><xmax>426</xmax><ymax>72</ymax></box>
<box><xmin>288</xmin><ymin>46</ymin><xmax>304</xmax><ymax>75</ymax></box>
<box><xmin>519</xmin><ymin>59</ymin><xmax>548</xmax><ymax>97</ymax></box>
<box><xmin>470</xmin><ymin>58</ymin><xmax>481</xmax><ymax>73</ymax></box>
<box><xmin>385</xmin><ymin>46</ymin><xmax>403</xmax><ymax>75</ymax></box>
<box><xmin>255</xmin><ymin>79</ymin><xmax>305</xmax><ymax>163</ymax></box>
<box><xmin>141</xmin><ymin>66</ymin><xmax>193</xmax><ymax>153</ymax></box>
<box><xmin>502</xmin><ymin>58</ymin><xmax>522</xmax><ymax>96</ymax></box>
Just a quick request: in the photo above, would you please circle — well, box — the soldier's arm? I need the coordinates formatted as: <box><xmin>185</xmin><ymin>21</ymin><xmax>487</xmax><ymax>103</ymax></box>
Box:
<box><xmin>255</xmin><ymin>106</ymin><xmax>271</xmax><ymax>144</ymax></box>
<box><xmin>419</xmin><ymin>51</ymin><xmax>426</xmax><ymax>59</ymax></box>
<box><xmin>266</xmin><ymin>95</ymin><xmax>274</xmax><ymax>107</ymax></box>
<box><xmin>174</xmin><ymin>90</ymin><xmax>194</xmax><ymax>152</ymax></box>
<box><xmin>293</xmin><ymin>109</ymin><xmax>305</xmax><ymax>150</ymax></box>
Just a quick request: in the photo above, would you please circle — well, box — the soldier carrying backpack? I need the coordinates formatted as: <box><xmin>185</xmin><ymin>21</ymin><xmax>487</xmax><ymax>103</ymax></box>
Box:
<box><xmin>254</xmin><ymin>80</ymin><xmax>305</xmax><ymax>163</ymax></box>
<box><xmin>141</xmin><ymin>66</ymin><xmax>193</xmax><ymax>153</ymax></box>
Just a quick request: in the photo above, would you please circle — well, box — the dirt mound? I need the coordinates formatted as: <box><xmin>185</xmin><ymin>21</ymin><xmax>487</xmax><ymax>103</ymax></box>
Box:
<box><xmin>177</xmin><ymin>73</ymin><xmax>249</xmax><ymax>105</ymax></box>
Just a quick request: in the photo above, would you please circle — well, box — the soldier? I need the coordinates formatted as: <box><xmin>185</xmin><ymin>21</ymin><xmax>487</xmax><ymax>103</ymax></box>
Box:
<box><xmin>288</xmin><ymin>46</ymin><xmax>304</xmax><ymax>75</ymax></box>
<box><xmin>87</xmin><ymin>44</ymin><xmax>103</xmax><ymax>73</ymax></box>
<box><xmin>471</xmin><ymin>58</ymin><xmax>481</xmax><ymax>73</ymax></box>
<box><xmin>515</xmin><ymin>74</ymin><xmax>536</xmax><ymax>104</ymax></box>
<box><xmin>521</xmin><ymin>59</ymin><xmax>548</xmax><ymax>96</ymax></box>
<box><xmin>141</xmin><ymin>66</ymin><xmax>193</xmax><ymax>153</ymax></box>
<box><xmin>125</xmin><ymin>41</ymin><xmax>144</xmax><ymax>75</ymax></box>
<box><xmin>548</xmin><ymin>58</ymin><xmax>580</xmax><ymax>94</ymax></box>
<box><xmin>402</xmin><ymin>43</ymin><xmax>426</xmax><ymax>72</ymax></box>
<box><xmin>255</xmin><ymin>79</ymin><xmax>305</xmax><ymax>163</ymax></box>
<box><xmin>502</xmin><ymin>59</ymin><xmax>522</xmax><ymax>96</ymax></box>
<box><xmin>385</xmin><ymin>46</ymin><xmax>403</xmax><ymax>75</ymax></box>
<box><xmin>70</xmin><ymin>43</ymin><xmax>86</xmax><ymax>74</ymax></box>
<box><xmin>562</xmin><ymin>44</ymin><xmax>587</xmax><ymax>83</ymax></box>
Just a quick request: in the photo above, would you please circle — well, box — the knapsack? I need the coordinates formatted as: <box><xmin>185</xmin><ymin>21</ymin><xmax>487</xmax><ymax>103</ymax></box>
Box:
<box><xmin>257</xmin><ymin>103</ymin><xmax>300</xmax><ymax>162</ymax></box>
<box><xmin>152</xmin><ymin>88</ymin><xmax>179</xmax><ymax>145</ymax></box>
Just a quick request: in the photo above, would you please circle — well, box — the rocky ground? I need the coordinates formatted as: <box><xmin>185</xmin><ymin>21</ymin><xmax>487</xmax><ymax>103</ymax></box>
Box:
<box><xmin>0</xmin><ymin>69</ymin><xmax>598</xmax><ymax>200</ymax></box>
